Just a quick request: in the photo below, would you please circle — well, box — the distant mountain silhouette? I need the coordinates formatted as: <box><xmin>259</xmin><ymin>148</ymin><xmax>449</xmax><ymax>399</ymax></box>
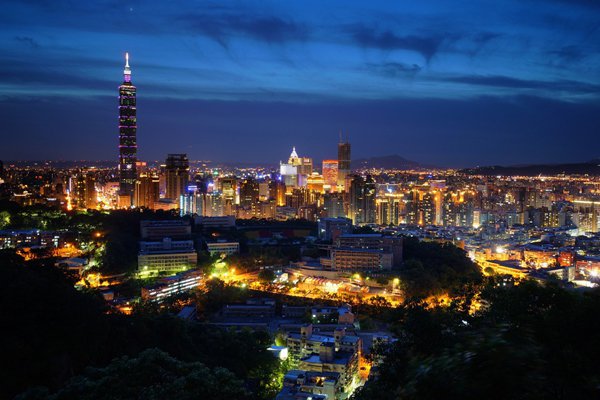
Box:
<box><xmin>352</xmin><ymin>155</ymin><xmax>431</xmax><ymax>170</ymax></box>
<box><xmin>461</xmin><ymin>160</ymin><xmax>600</xmax><ymax>176</ymax></box>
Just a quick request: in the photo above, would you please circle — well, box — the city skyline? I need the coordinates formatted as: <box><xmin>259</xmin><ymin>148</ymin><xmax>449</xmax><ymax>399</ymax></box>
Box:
<box><xmin>1</xmin><ymin>0</ymin><xmax>600</xmax><ymax>166</ymax></box>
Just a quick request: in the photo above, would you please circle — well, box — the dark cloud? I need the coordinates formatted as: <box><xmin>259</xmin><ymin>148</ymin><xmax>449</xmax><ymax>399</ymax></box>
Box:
<box><xmin>472</xmin><ymin>32</ymin><xmax>501</xmax><ymax>45</ymax></box>
<box><xmin>179</xmin><ymin>13</ymin><xmax>308</xmax><ymax>47</ymax></box>
<box><xmin>538</xmin><ymin>0</ymin><xmax>600</xmax><ymax>9</ymax></box>
<box><xmin>347</xmin><ymin>25</ymin><xmax>445</xmax><ymax>62</ymax></box>
<box><xmin>14</xmin><ymin>36</ymin><xmax>40</xmax><ymax>49</ymax></box>
<box><xmin>0</xmin><ymin>59</ymin><xmax>110</xmax><ymax>91</ymax></box>
<box><xmin>366</xmin><ymin>62</ymin><xmax>422</xmax><ymax>78</ymax></box>
<box><xmin>464</xmin><ymin>32</ymin><xmax>501</xmax><ymax>56</ymax></box>
<box><xmin>547</xmin><ymin>45</ymin><xmax>586</xmax><ymax>63</ymax></box>
<box><xmin>445</xmin><ymin>75</ymin><xmax>600</xmax><ymax>94</ymax></box>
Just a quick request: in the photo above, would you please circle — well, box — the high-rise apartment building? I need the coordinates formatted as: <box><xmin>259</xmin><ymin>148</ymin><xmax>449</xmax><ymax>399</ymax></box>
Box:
<box><xmin>349</xmin><ymin>175</ymin><xmax>376</xmax><ymax>225</ymax></box>
<box><xmin>239</xmin><ymin>178</ymin><xmax>259</xmax><ymax>207</ymax></box>
<box><xmin>323</xmin><ymin>193</ymin><xmax>346</xmax><ymax>218</ymax></box>
<box><xmin>73</xmin><ymin>171</ymin><xmax>96</xmax><ymax>209</ymax></box>
<box><xmin>269</xmin><ymin>178</ymin><xmax>286</xmax><ymax>206</ymax></box>
<box><xmin>376</xmin><ymin>195</ymin><xmax>401</xmax><ymax>226</ymax></box>
<box><xmin>84</xmin><ymin>173</ymin><xmax>97</xmax><ymax>209</ymax></box>
<box><xmin>165</xmin><ymin>154</ymin><xmax>189</xmax><ymax>201</ymax></box>
<box><xmin>180</xmin><ymin>185</ymin><xmax>203</xmax><ymax>217</ymax></box>
<box><xmin>218</xmin><ymin>177</ymin><xmax>237</xmax><ymax>204</ymax></box>
<box><xmin>118</xmin><ymin>53</ymin><xmax>137</xmax><ymax>205</ymax></box>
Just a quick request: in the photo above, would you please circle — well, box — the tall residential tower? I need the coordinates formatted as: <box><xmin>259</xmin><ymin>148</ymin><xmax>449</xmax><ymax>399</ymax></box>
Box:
<box><xmin>118</xmin><ymin>52</ymin><xmax>137</xmax><ymax>206</ymax></box>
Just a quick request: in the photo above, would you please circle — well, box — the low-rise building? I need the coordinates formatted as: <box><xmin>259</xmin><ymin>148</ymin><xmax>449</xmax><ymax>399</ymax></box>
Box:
<box><xmin>277</xmin><ymin>370</ymin><xmax>341</xmax><ymax>400</ymax></box>
<box><xmin>206</xmin><ymin>240</ymin><xmax>240</xmax><ymax>256</ymax></box>
<box><xmin>318</xmin><ymin>217</ymin><xmax>353</xmax><ymax>241</ymax></box>
<box><xmin>325</xmin><ymin>234</ymin><xmax>403</xmax><ymax>271</ymax></box>
<box><xmin>0</xmin><ymin>229</ymin><xmax>63</xmax><ymax>249</ymax></box>
<box><xmin>331</xmin><ymin>247</ymin><xmax>393</xmax><ymax>271</ymax></box>
<box><xmin>140</xmin><ymin>219</ymin><xmax>191</xmax><ymax>240</ymax></box>
<box><xmin>194</xmin><ymin>215</ymin><xmax>236</xmax><ymax>230</ymax></box>
<box><xmin>221</xmin><ymin>298</ymin><xmax>276</xmax><ymax>318</ymax></box>
<box><xmin>298</xmin><ymin>342</ymin><xmax>358</xmax><ymax>394</ymax></box>
<box><xmin>141</xmin><ymin>269</ymin><xmax>202</xmax><ymax>302</ymax></box>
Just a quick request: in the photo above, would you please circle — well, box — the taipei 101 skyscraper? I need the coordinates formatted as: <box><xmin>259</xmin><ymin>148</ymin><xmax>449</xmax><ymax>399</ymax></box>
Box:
<box><xmin>118</xmin><ymin>52</ymin><xmax>137</xmax><ymax>205</ymax></box>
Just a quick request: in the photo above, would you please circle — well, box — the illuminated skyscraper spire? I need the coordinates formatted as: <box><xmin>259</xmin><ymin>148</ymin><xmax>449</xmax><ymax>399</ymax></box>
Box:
<box><xmin>124</xmin><ymin>52</ymin><xmax>131</xmax><ymax>82</ymax></box>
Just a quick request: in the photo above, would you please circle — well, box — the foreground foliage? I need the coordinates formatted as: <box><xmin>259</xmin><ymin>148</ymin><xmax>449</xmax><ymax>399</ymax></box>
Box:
<box><xmin>17</xmin><ymin>349</ymin><xmax>248</xmax><ymax>400</ymax></box>
<box><xmin>0</xmin><ymin>251</ymin><xmax>278</xmax><ymax>399</ymax></box>
<box><xmin>353</xmin><ymin>279</ymin><xmax>600</xmax><ymax>400</ymax></box>
<box><xmin>400</xmin><ymin>237</ymin><xmax>482</xmax><ymax>298</ymax></box>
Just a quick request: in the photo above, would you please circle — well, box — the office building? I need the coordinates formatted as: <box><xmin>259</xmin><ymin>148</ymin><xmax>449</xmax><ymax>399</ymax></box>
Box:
<box><xmin>140</xmin><ymin>220</ymin><xmax>191</xmax><ymax>240</ymax></box>
<box><xmin>118</xmin><ymin>52</ymin><xmax>137</xmax><ymax>205</ymax></box>
<box><xmin>337</xmin><ymin>138</ymin><xmax>351</xmax><ymax>190</ymax></box>
<box><xmin>306</xmin><ymin>173</ymin><xmax>325</xmax><ymax>193</ymax></box>
<box><xmin>138</xmin><ymin>238</ymin><xmax>197</xmax><ymax>275</ymax></box>
<box><xmin>280</xmin><ymin>147</ymin><xmax>313</xmax><ymax>188</ymax></box>
<box><xmin>138</xmin><ymin>220</ymin><xmax>196</xmax><ymax>275</ymax></box>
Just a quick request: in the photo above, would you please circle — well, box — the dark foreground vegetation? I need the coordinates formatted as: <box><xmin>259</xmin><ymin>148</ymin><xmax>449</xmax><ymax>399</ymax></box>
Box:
<box><xmin>0</xmin><ymin>251</ymin><xmax>279</xmax><ymax>400</ymax></box>
<box><xmin>352</xmin><ymin>278</ymin><xmax>600</xmax><ymax>400</ymax></box>
<box><xmin>400</xmin><ymin>237</ymin><xmax>482</xmax><ymax>298</ymax></box>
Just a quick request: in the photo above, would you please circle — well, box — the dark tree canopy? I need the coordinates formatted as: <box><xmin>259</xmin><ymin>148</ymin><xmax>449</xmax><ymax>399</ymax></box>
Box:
<box><xmin>0</xmin><ymin>251</ymin><xmax>278</xmax><ymax>399</ymax></box>
<box><xmin>352</xmin><ymin>280</ymin><xmax>600</xmax><ymax>400</ymax></box>
<box><xmin>400</xmin><ymin>237</ymin><xmax>482</xmax><ymax>298</ymax></box>
<box><xmin>17</xmin><ymin>348</ymin><xmax>248</xmax><ymax>400</ymax></box>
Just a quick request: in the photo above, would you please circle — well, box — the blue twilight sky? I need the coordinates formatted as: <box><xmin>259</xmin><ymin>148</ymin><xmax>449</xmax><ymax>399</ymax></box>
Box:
<box><xmin>1</xmin><ymin>0</ymin><xmax>599</xmax><ymax>167</ymax></box>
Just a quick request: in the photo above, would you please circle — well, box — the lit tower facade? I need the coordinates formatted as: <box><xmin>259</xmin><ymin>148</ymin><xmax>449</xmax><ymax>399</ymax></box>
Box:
<box><xmin>322</xmin><ymin>160</ymin><xmax>338</xmax><ymax>190</ymax></box>
<box><xmin>118</xmin><ymin>52</ymin><xmax>137</xmax><ymax>205</ymax></box>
